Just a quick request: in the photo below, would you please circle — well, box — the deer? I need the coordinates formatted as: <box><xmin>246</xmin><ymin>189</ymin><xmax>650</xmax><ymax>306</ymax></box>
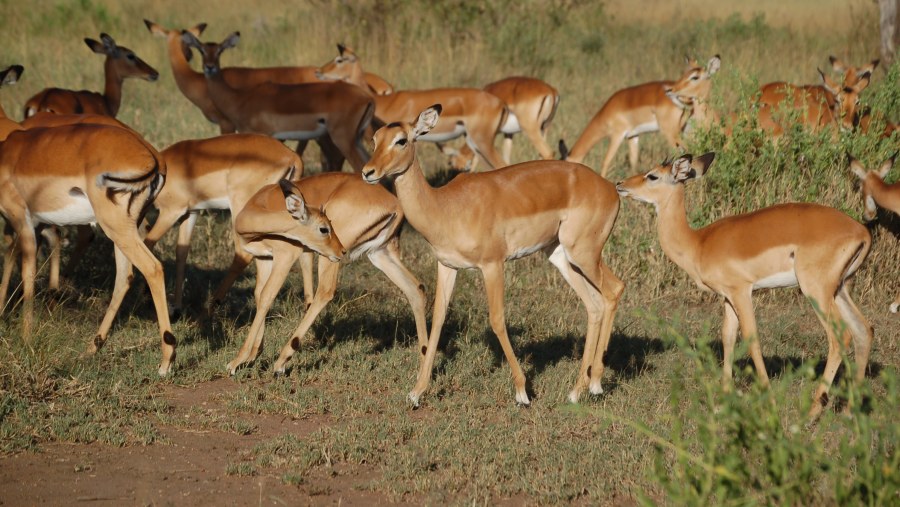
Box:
<box><xmin>223</xmin><ymin>173</ymin><xmax>429</xmax><ymax>377</ymax></box>
<box><xmin>362</xmin><ymin>104</ymin><xmax>624</xmax><ymax>406</ymax></box>
<box><xmin>23</xmin><ymin>33</ymin><xmax>158</xmax><ymax>118</ymax></box>
<box><xmin>560</xmin><ymin>56</ymin><xmax>720</xmax><ymax>177</ymax></box>
<box><xmin>849</xmin><ymin>154</ymin><xmax>900</xmax><ymax>313</ymax></box>
<box><xmin>616</xmin><ymin>153</ymin><xmax>873</xmax><ymax>421</ymax></box>
<box><xmin>181</xmin><ymin>31</ymin><xmax>374</xmax><ymax>172</ymax></box>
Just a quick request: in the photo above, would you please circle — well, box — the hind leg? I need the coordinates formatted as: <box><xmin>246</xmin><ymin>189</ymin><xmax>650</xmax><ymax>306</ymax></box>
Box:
<box><xmin>835</xmin><ymin>286</ymin><xmax>874</xmax><ymax>414</ymax></box>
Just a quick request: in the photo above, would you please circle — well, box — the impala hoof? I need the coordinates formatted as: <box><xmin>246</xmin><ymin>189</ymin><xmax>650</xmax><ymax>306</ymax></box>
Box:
<box><xmin>589</xmin><ymin>380</ymin><xmax>604</xmax><ymax>396</ymax></box>
<box><xmin>157</xmin><ymin>365</ymin><xmax>171</xmax><ymax>377</ymax></box>
<box><xmin>567</xmin><ymin>390</ymin><xmax>581</xmax><ymax>404</ymax></box>
<box><xmin>890</xmin><ymin>302</ymin><xmax>899</xmax><ymax>314</ymax></box>
<box><xmin>407</xmin><ymin>392</ymin><xmax>421</xmax><ymax>408</ymax></box>
<box><xmin>515</xmin><ymin>391</ymin><xmax>531</xmax><ymax>406</ymax></box>
<box><xmin>226</xmin><ymin>362</ymin><xmax>238</xmax><ymax>376</ymax></box>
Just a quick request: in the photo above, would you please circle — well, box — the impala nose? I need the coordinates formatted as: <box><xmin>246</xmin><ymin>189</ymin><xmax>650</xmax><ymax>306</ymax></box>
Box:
<box><xmin>361</xmin><ymin>166</ymin><xmax>377</xmax><ymax>183</ymax></box>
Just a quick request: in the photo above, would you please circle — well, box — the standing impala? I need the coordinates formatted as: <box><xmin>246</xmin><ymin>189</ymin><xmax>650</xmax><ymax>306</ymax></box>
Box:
<box><xmin>182</xmin><ymin>32</ymin><xmax>374</xmax><ymax>172</ymax></box>
<box><xmin>0</xmin><ymin>124</ymin><xmax>178</xmax><ymax>374</ymax></box>
<box><xmin>142</xmin><ymin>134</ymin><xmax>304</xmax><ymax>318</ymax></box>
<box><xmin>23</xmin><ymin>33</ymin><xmax>158</xmax><ymax>118</ymax></box>
<box><xmin>849</xmin><ymin>154</ymin><xmax>900</xmax><ymax>313</ymax></box>
<box><xmin>616</xmin><ymin>154</ymin><xmax>873</xmax><ymax>421</ymax></box>
<box><xmin>560</xmin><ymin>56</ymin><xmax>720</xmax><ymax>177</ymax></box>
<box><xmin>224</xmin><ymin>173</ymin><xmax>428</xmax><ymax>376</ymax></box>
<box><xmin>317</xmin><ymin>45</ymin><xmax>509</xmax><ymax>170</ymax></box>
<box><xmin>441</xmin><ymin>76</ymin><xmax>560</xmax><ymax>172</ymax></box>
<box><xmin>363</xmin><ymin>105</ymin><xmax>624</xmax><ymax>406</ymax></box>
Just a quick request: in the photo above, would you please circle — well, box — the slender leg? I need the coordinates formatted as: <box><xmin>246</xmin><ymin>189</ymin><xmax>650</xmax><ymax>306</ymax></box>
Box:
<box><xmin>409</xmin><ymin>263</ymin><xmax>457</xmax><ymax>406</ymax></box>
<box><xmin>587</xmin><ymin>263</ymin><xmax>625</xmax><ymax>395</ymax></box>
<box><xmin>367</xmin><ymin>242</ymin><xmax>428</xmax><ymax>353</ymax></box>
<box><xmin>599</xmin><ymin>134</ymin><xmax>625</xmax><ymax>178</ymax></box>
<box><xmin>170</xmin><ymin>213</ymin><xmax>199</xmax><ymax>316</ymax></box>
<box><xmin>272</xmin><ymin>258</ymin><xmax>340</xmax><ymax>373</ymax></box>
<box><xmin>521</xmin><ymin>124</ymin><xmax>555</xmax><ymax>160</ymax></box>
<box><xmin>298</xmin><ymin>251</ymin><xmax>315</xmax><ymax>310</ymax></box>
<box><xmin>40</xmin><ymin>226</ymin><xmax>60</xmax><ymax>291</ymax></box>
<box><xmin>86</xmin><ymin>244</ymin><xmax>134</xmax><ymax>356</ymax></box>
<box><xmin>0</xmin><ymin>232</ymin><xmax>19</xmax><ymax>314</ymax></box>
<box><xmin>627</xmin><ymin>136</ymin><xmax>640</xmax><ymax>171</ymax></box>
<box><xmin>500</xmin><ymin>134</ymin><xmax>513</xmax><ymax>164</ymax></box>
<box><xmin>721</xmin><ymin>300</ymin><xmax>740</xmax><ymax>391</ymax></box>
<box><xmin>208</xmin><ymin>229</ymin><xmax>253</xmax><ymax>313</ymax></box>
<box><xmin>481</xmin><ymin>262</ymin><xmax>529</xmax><ymax>404</ymax></box>
<box><xmin>729</xmin><ymin>290</ymin><xmax>769</xmax><ymax>387</ymax></box>
<box><xmin>18</xmin><ymin>227</ymin><xmax>37</xmax><ymax>340</ymax></box>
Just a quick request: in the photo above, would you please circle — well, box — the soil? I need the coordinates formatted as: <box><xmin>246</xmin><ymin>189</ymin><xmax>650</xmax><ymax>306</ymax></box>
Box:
<box><xmin>0</xmin><ymin>379</ymin><xmax>410</xmax><ymax>506</ymax></box>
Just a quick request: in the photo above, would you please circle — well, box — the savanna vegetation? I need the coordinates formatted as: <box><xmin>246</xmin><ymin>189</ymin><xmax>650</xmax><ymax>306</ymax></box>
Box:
<box><xmin>0</xmin><ymin>0</ymin><xmax>898</xmax><ymax>504</ymax></box>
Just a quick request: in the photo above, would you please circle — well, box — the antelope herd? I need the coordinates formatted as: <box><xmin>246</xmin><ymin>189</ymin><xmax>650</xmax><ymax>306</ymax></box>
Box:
<box><xmin>0</xmin><ymin>19</ymin><xmax>897</xmax><ymax>422</ymax></box>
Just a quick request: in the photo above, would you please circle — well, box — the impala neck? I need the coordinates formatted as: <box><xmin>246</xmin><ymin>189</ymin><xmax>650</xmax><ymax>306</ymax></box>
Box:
<box><xmin>654</xmin><ymin>186</ymin><xmax>702</xmax><ymax>278</ymax></box>
<box><xmin>102</xmin><ymin>59</ymin><xmax>124</xmax><ymax>117</ymax></box>
<box><xmin>204</xmin><ymin>70</ymin><xmax>242</xmax><ymax>120</ymax></box>
<box><xmin>868</xmin><ymin>177</ymin><xmax>899</xmax><ymax>209</ymax></box>
<box><xmin>391</xmin><ymin>157</ymin><xmax>443</xmax><ymax>240</ymax></box>
<box><xmin>166</xmin><ymin>35</ymin><xmax>204</xmax><ymax>97</ymax></box>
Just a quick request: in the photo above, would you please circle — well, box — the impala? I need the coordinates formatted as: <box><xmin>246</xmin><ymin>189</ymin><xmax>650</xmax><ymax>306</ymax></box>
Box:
<box><xmin>849</xmin><ymin>154</ymin><xmax>900</xmax><ymax>313</ymax></box>
<box><xmin>317</xmin><ymin>45</ymin><xmax>509</xmax><ymax>170</ymax></box>
<box><xmin>225</xmin><ymin>173</ymin><xmax>428</xmax><ymax>376</ymax></box>
<box><xmin>560</xmin><ymin>56</ymin><xmax>720</xmax><ymax>177</ymax></box>
<box><xmin>363</xmin><ymin>105</ymin><xmax>624</xmax><ymax>406</ymax></box>
<box><xmin>441</xmin><ymin>76</ymin><xmax>560</xmax><ymax>171</ymax></box>
<box><xmin>0</xmin><ymin>124</ymin><xmax>178</xmax><ymax>374</ymax></box>
<box><xmin>140</xmin><ymin>134</ymin><xmax>304</xmax><ymax>317</ymax></box>
<box><xmin>23</xmin><ymin>33</ymin><xmax>158</xmax><ymax>118</ymax></box>
<box><xmin>616</xmin><ymin>154</ymin><xmax>873</xmax><ymax>421</ymax></box>
<box><xmin>182</xmin><ymin>32</ymin><xmax>374</xmax><ymax>172</ymax></box>
<box><xmin>756</xmin><ymin>57</ymin><xmax>877</xmax><ymax>135</ymax></box>
<box><xmin>144</xmin><ymin>20</ymin><xmax>393</xmax><ymax>136</ymax></box>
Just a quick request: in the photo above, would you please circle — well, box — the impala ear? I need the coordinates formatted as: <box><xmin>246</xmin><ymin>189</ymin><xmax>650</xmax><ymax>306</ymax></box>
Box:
<box><xmin>190</xmin><ymin>23</ymin><xmax>208</xmax><ymax>36</ymax></box>
<box><xmin>847</xmin><ymin>155</ymin><xmax>867</xmax><ymax>179</ymax></box>
<box><xmin>221</xmin><ymin>32</ymin><xmax>241</xmax><ymax>50</ymax></box>
<box><xmin>819</xmin><ymin>68</ymin><xmax>840</xmax><ymax>96</ymax></box>
<box><xmin>280</xmin><ymin>179</ymin><xmax>309</xmax><ymax>223</ymax></box>
<box><xmin>181</xmin><ymin>30</ymin><xmax>202</xmax><ymax>50</ymax></box>
<box><xmin>85</xmin><ymin>38</ymin><xmax>105</xmax><ymax>54</ymax></box>
<box><xmin>852</xmin><ymin>74</ymin><xmax>871</xmax><ymax>93</ymax></box>
<box><xmin>144</xmin><ymin>19</ymin><xmax>164</xmax><ymax>36</ymax></box>
<box><xmin>671</xmin><ymin>155</ymin><xmax>696</xmax><ymax>183</ymax></box>
<box><xmin>99</xmin><ymin>33</ymin><xmax>118</xmax><ymax>52</ymax></box>
<box><xmin>829</xmin><ymin>55</ymin><xmax>845</xmax><ymax>72</ymax></box>
<box><xmin>337</xmin><ymin>43</ymin><xmax>346</xmax><ymax>55</ymax></box>
<box><xmin>0</xmin><ymin>65</ymin><xmax>23</xmax><ymax>86</ymax></box>
<box><xmin>878</xmin><ymin>153</ymin><xmax>896</xmax><ymax>179</ymax></box>
<box><xmin>692</xmin><ymin>152</ymin><xmax>716</xmax><ymax>177</ymax></box>
<box><xmin>706</xmin><ymin>55</ymin><xmax>721</xmax><ymax>75</ymax></box>
<box><xmin>413</xmin><ymin>105</ymin><xmax>442</xmax><ymax>139</ymax></box>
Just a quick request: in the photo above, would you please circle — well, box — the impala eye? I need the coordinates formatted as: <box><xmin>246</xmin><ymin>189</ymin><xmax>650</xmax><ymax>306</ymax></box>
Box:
<box><xmin>646</xmin><ymin>173</ymin><xmax>659</xmax><ymax>181</ymax></box>
<box><xmin>395</xmin><ymin>138</ymin><xmax>407</xmax><ymax>147</ymax></box>
<box><xmin>319</xmin><ymin>226</ymin><xmax>330</xmax><ymax>235</ymax></box>
<box><xmin>127</xmin><ymin>53</ymin><xmax>135</xmax><ymax>61</ymax></box>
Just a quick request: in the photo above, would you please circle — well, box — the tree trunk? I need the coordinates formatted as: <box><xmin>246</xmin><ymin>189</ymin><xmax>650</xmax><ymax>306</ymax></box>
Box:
<box><xmin>881</xmin><ymin>0</ymin><xmax>900</xmax><ymax>66</ymax></box>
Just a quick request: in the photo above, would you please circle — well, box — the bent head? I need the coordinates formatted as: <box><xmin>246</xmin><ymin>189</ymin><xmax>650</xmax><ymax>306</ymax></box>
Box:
<box><xmin>664</xmin><ymin>55</ymin><xmax>720</xmax><ymax>107</ymax></box>
<box><xmin>362</xmin><ymin>104</ymin><xmax>442</xmax><ymax>184</ymax></box>
<box><xmin>820</xmin><ymin>68</ymin><xmax>871</xmax><ymax>132</ymax></box>
<box><xmin>829</xmin><ymin>56</ymin><xmax>879</xmax><ymax>88</ymax></box>
<box><xmin>849</xmin><ymin>154</ymin><xmax>895</xmax><ymax>222</ymax></box>
<box><xmin>616</xmin><ymin>152</ymin><xmax>716</xmax><ymax>205</ymax></box>
<box><xmin>279</xmin><ymin>179</ymin><xmax>345</xmax><ymax>262</ymax></box>
<box><xmin>145</xmin><ymin>19</ymin><xmax>207</xmax><ymax>62</ymax></box>
<box><xmin>316</xmin><ymin>43</ymin><xmax>359</xmax><ymax>82</ymax></box>
<box><xmin>181</xmin><ymin>30</ymin><xmax>240</xmax><ymax>77</ymax></box>
<box><xmin>85</xmin><ymin>33</ymin><xmax>159</xmax><ymax>82</ymax></box>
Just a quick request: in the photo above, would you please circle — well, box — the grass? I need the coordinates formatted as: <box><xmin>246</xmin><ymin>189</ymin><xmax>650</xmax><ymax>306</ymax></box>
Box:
<box><xmin>1</xmin><ymin>0</ymin><xmax>899</xmax><ymax>504</ymax></box>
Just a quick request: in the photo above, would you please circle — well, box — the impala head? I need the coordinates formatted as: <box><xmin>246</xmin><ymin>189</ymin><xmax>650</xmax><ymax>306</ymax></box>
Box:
<box><xmin>278</xmin><ymin>179</ymin><xmax>345</xmax><ymax>262</ymax></box>
<box><xmin>315</xmin><ymin>43</ymin><xmax>360</xmax><ymax>82</ymax></box>
<box><xmin>0</xmin><ymin>64</ymin><xmax>23</xmax><ymax>87</ymax></box>
<box><xmin>664</xmin><ymin>55</ymin><xmax>720</xmax><ymax>107</ymax></box>
<box><xmin>820</xmin><ymin>68</ymin><xmax>871</xmax><ymax>131</ymax></box>
<box><xmin>616</xmin><ymin>152</ymin><xmax>716</xmax><ymax>206</ymax></box>
<box><xmin>181</xmin><ymin>31</ymin><xmax>240</xmax><ymax>77</ymax></box>
<box><xmin>849</xmin><ymin>153</ymin><xmax>895</xmax><ymax>222</ymax></box>
<box><xmin>362</xmin><ymin>104</ymin><xmax>442</xmax><ymax>184</ymax></box>
<box><xmin>85</xmin><ymin>33</ymin><xmax>159</xmax><ymax>82</ymax></box>
<box><xmin>829</xmin><ymin>55</ymin><xmax>879</xmax><ymax>87</ymax></box>
<box><xmin>145</xmin><ymin>19</ymin><xmax>207</xmax><ymax>62</ymax></box>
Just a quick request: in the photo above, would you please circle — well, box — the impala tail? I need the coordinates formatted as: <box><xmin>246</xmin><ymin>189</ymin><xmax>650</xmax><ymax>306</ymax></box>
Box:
<box><xmin>558</xmin><ymin>139</ymin><xmax>569</xmax><ymax>160</ymax></box>
<box><xmin>96</xmin><ymin>157</ymin><xmax>163</xmax><ymax>193</ymax></box>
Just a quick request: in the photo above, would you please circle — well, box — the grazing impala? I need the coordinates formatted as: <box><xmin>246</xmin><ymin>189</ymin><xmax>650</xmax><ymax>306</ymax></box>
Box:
<box><xmin>441</xmin><ymin>77</ymin><xmax>560</xmax><ymax>171</ymax></box>
<box><xmin>141</xmin><ymin>134</ymin><xmax>304</xmax><ymax>317</ymax></box>
<box><xmin>182</xmin><ymin>32</ymin><xmax>374</xmax><ymax>172</ymax></box>
<box><xmin>616</xmin><ymin>154</ymin><xmax>873</xmax><ymax>421</ymax></box>
<box><xmin>144</xmin><ymin>20</ymin><xmax>393</xmax><ymax>136</ymax></box>
<box><xmin>363</xmin><ymin>105</ymin><xmax>624</xmax><ymax>406</ymax></box>
<box><xmin>24</xmin><ymin>33</ymin><xmax>158</xmax><ymax>118</ymax></box>
<box><xmin>0</xmin><ymin>124</ymin><xmax>178</xmax><ymax>374</ymax></box>
<box><xmin>560</xmin><ymin>56</ymin><xmax>720</xmax><ymax>177</ymax></box>
<box><xmin>849</xmin><ymin>154</ymin><xmax>900</xmax><ymax>313</ymax></box>
<box><xmin>317</xmin><ymin>45</ymin><xmax>509</xmax><ymax>170</ymax></box>
<box><xmin>757</xmin><ymin>57</ymin><xmax>878</xmax><ymax>135</ymax></box>
<box><xmin>225</xmin><ymin>174</ymin><xmax>428</xmax><ymax>376</ymax></box>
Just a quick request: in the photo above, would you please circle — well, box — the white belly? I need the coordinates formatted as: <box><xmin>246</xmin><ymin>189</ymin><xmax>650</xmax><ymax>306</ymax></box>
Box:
<box><xmin>626</xmin><ymin>121</ymin><xmax>659</xmax><ymax>137</ymax></box>
<box><xmin>193</xmin><ymin>197</ymin><xmax>231</xmax><ymax>211</ymax></box>
<box><xmin>500</xmin><ymin>113</ymin><xmax>522</xmax><ymax>135</ymax></box>
<box><xmin>753</xmin><ymin>270</ymin><xmax>799</xmax><ymax>290</ymax></box>
<box><xmin>32</xmin><ymin>196</ymin><xmax>96</xmax><ymax>226</ymax></box>
<box><xmin>418</xmin><ymin>122</ymin><xmax>466</xmax><ymax>143</ymax></box>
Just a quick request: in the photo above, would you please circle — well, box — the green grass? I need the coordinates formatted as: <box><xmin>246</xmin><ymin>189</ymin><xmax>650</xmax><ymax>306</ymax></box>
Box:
<box><xmin>1</xmin><ymin>0</ymin><xmax>899</xmax><ymax>504</ymax></box>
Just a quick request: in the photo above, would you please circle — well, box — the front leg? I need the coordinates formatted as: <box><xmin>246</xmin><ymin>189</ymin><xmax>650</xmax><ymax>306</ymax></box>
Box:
<box><xmin>481</xmin><ymin>262</ymin><xmax>529</xmax><ymax>405</ymax></box>
<box><xmin>409</xmin><ymin>262</ymin><xmax>457</xmax><ymax>407</ymax></box>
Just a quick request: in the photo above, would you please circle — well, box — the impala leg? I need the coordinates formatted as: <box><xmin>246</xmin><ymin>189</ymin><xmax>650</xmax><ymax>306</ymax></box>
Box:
<box><xmin>721</xmin><ymin>301</ymin><xmax>740</xmax><ymax>391</ymax></box>
<box><xmin>62</xmin><ymin>225</ymin><xmax>95</xmax><ymax>279</ymax></box>
<box><xmin>588</xmin><ymin>263</ymin><xmax>625</xmax><ymax>395</ymax></box>
<box><xmin>172</xmin><ymin>213</ymin><xmax>199</xmax><ymax>316</ymax></box>
<box><xmin>500</xmin><ymin>134</ymin><xmax>513</xmax><ymax>164</ymax></box>
<box><xmin>730</xmin><ymin>291</ymin><xmax>769</xmax><ymax>387</ymax></box>
<box><xmin>521</xmin><ymin>123</ymin><xmax>555</xmax><ymax>160</ymax></box>
<box><xmin>599</xmin><ymin>134</ymin><xmax>625</xmax><ymax>179</ymax></box>
<box><xmin>18</xmin><ymin>226</ymin><xmax>37</xmax><ymax>340</ymax></box>
<box><xmin>298</xmin><ymin>251</ymin><xmax>315</xmax><ymax>310</ymax></box>
<box><xmin>481</xmin><ymin>262</ymin><xmax>529</xmax><ymax>405</ymax></box>
<box><xmin>317</xmin><ymin>135</ymin><xmax>346</xmax><ymax>172</ymax></box>
<box><xmin>227</xmin><ymin>249</ymin><xmax>297</xmax><ymax>375</ymax></box>
<box><xmin>367</xmin><ymin>242</ymin><xmax>429</xmax><ymax>354</ymax></box>
<box><xmin>627</xmin><ymin>136</ymin><xmax>640</xmax><ymax>172</ymax></box>
<box><xmin>40</xmin><ymin>226</ymin><xmax>60</xmax><ymax>291</ymax></box>
<box><xmin>807</xmin><ymin>297</ymin><xmax>847</xmax><ymax>421</ymax></box>
<box><xmin>835</xmin><ymin>286</ymin><xmax>873</xmax><ymax>386</ymax></box>
<box><xmin>1</xmin><ymin>232</ymin><xmax>19</xmax><ymax>314</ymax></box>
<box><xmin>272</xmin><ymin>257</ymin><xmax>340</xmax><ymax>373</ymax></box>
<box><xmin>890</xmin><ymin>293</ymin><xmax>900</xmax><ymax>314</ymax></box>
<box><xmin>409</xmin><ymin>263</ymin><xmax>457</xmax><ymax>406</ymax></box>
<box><xmin>88</xmin><ymin>244</ymin><xmax>134</xmax><ymax>357</ymax></box>
<box><xmin>208</xmin><ymin>229</ymin><xmax>253</xmax><ymax>313</ymax></box>
<box><xmin>466</xmin><ymin>129</ymin><xmax>506</xmax><ymax>170</ymax></box>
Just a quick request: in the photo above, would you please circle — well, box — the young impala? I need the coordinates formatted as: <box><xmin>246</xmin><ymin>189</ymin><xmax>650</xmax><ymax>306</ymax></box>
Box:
<box><xmin>24</xmin><ymin>33</ymin><xmax>158</xmax><ymax>118</ymax></box>
<box><xmin>0</xmin><ymin>124</ymin><xmax>178</xmax><ymax>374</ymax></box>
<box><xmin>225</xmin><ymin>174</ymin><xmax>428</xmax><ymax>376</ymax></box>
<box><xmin>849</xmin><ymin>154</ymin><xmax>900</xmax><ymax>313</ymax></box>
<box><xmin>616</xmin><ymin>154</ymin><xmax>873</xmax><ymax>421</ymax></box>
<box><xmin>363</xmin><ymin>105</ymin><xmax>624</xmax><ymax>406</ymax></box>
<box><xmin>561</xmin><ymin>56</ymin><xmax>720</xmax><ymax>177</ymax></box>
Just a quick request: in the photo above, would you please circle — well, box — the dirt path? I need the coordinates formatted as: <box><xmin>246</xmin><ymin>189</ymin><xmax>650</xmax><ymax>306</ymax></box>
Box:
<box><xmin>0</xmin><ymin>379</ymin><xmax>406</xmax><ymax>506</ymax></box>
